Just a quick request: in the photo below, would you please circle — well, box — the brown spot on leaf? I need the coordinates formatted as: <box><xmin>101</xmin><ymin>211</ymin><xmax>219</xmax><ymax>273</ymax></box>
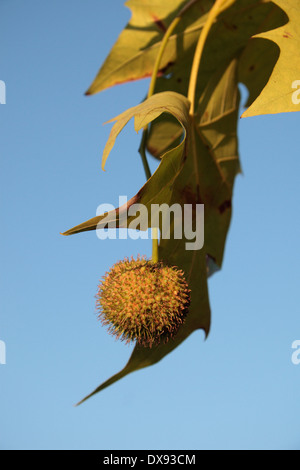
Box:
<box><xmin>182</xmin><ymin>185</ymin><xmax>203</xmax><ymax>205</ymax></box>
<box><xmin>283</xmin><ymin>31</ymin><xmax>293</xmax><ymax>38</ymax></box>
<box><xmin>249</xmin><ymin>65</ymin><xmax>255</xmax><ymax>72</ymax></box>
<box><xmin>222</xmin><ymin>21</ymin><xmax>238</xmax><ymax>31</ymax></box>
<box><xmin>218</xmin><ymin>200</ymin><xmax>231</xmax><ymax>214</ymax></box>
<box><xmin>158</xmin><ymin>61</ymin><xmax>175</xmax><ymax>75</ymax></box>
<box><xmin>151</xmin><ymin>14</ymin><xmax>167</xmax><ymax>33</ymax></box>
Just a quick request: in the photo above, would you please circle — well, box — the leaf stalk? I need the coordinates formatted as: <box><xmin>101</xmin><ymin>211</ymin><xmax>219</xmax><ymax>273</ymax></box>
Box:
<box><xmin>141</xmin><ymin>0</ymin><xmax>202</xmax><ymax>262</ymax></box>
<box><xmin>187</xmin><ymin>0</ymin><xmax>236</xmax><ymax>115</ymax></box>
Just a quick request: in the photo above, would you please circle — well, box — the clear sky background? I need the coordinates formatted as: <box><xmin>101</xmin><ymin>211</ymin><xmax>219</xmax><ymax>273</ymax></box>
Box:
<box><xmin>0</xmin><ymin>0</ymin><xmax>299</xmax><ymax>450</ymax></box>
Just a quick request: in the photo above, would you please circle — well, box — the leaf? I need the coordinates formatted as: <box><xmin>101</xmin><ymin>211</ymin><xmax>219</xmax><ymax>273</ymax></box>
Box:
<box><xmin>69</xmin><ymin>91</ymin><xmax>211</xmax><ymax>404</ymax></box>
<box><xmin>64</xmin><ymin>57</ymin><xmax>239</xmax><ymax>267</ymax></box>
<box><xmin>62</xmin><ymin>91</ymin><xmax>191</xmax><ymax>237</ymax></box>
<box><xmin>66</xmin><ymin>0</ymin><xmax>299</xmax><ymax>402</ymax></box>
<box><xmin>86</xmin><ymin>0</ymin><xmax>287</xmax><ymax>118</ymax></box>
<box><xmin>242</xmin><ymin>0</ymin><xmax>300</xmax><ymax>116</ymax></box>
<box><xmin>146</xmin><ymin>1</ymin><xmax>287</xmax><ymax>157</ymax></box>
<box><xmin>85</xmin><ymin>0</ymin><xmax>209</xmax><ymax>95</ymax></box>
<box><xmin>101</xmin><ymin>91</ymin><xmax>190</xmax><ymax>171</ymax></box>
<box><xmin>65</xmin><ymin>56</ymin><xmax>240</xmax><ymax>402</ymax></box>
<box><xmin>64</xmin><ymin>92</ymin><xmax>208</xmax><ymax>403</ymax></box>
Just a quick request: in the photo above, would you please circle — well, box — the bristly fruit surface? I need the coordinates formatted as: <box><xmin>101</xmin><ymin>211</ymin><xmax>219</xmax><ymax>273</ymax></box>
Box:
<box><xmin>96</xmin><ymin>256</ymin><xmax>191</xmax><ymax>348</ymax></box>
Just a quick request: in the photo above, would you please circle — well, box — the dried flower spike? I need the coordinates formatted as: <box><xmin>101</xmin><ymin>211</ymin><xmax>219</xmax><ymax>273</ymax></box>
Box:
<box><xmin>96</xmin><ymin>256</ymin><xmax>191</xmax><ymax>348</ymax></box>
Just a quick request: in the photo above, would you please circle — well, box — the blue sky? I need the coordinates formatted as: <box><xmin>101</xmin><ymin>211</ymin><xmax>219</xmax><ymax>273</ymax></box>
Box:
<box><xmin>0</xmin><ymin>0</ymin><xmax>299</xmax><ymax>450</ymax></box>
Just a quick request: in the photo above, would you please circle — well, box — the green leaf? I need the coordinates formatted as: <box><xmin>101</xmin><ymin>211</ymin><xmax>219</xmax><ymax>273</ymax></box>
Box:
<box><xmin>65</xmin><ymin>57</ymin><xmax>240</xmax><ymax>402</ymax></box>
<box><xmin>86</xmin><ymin>0</ymin><xmax>287</xmax><ymax>118</ymax></box>
<box><xmin>102</xmin><ymin>91</ymin><xmax>190</xmax><ymax>171</ymax></box>
<box><xmin>85</xmin><ymin>0</ymin><xmax>208</xmax><ymax>95</ymax></box>
<box><xmin>64</xmin><ymin>57</ymin><xmax>239</xmax><ymax>266</ymax></box>
<box><xmin>62</xmin><ymin>91</ymin><xmax>190</xmax><ymax>248</ymax></box>
<box><xmin>146</xmin><ymin>1</ymin><xmax>287</xmax><ymax>157</ymax></box>
<box><xmin>66</xmin><ymin>0</ymin><xmax>300</xmax><ymax>402</ymax></box>
<box><xmin>68</xmin><ymin>91</ymin><xmax>211</xmax><ymax>405</ymax></box>
<box><xmin>62</xmin><ymin>91</ymin><xmax>190</xmax><ymax>236</ymax></box>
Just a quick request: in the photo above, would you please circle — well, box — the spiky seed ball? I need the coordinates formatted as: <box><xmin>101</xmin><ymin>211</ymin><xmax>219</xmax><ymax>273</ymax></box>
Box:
<box><xmin>96</xmin><ymin>256</ymin><xmax>191</xmax><ymax>348</ymax></box>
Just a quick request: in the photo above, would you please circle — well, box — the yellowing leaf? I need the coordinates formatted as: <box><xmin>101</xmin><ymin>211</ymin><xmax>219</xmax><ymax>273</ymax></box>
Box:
<box><xmin>85</xmin><ymin>0</ymin><xmax>208</xmax><ymax>95</ymax></box>
<box><xmin>243</xmin><ymin>0</ymin><xmax>300</xmax><ymax>116</ymax></box>
<box><xmin>102</xmin><ymin>91</ymin><xmax>190</xmax><ymax>170</ymax></box>
<box><xmin>64</xmin><ymin>0</ymin><xmax>300</xmax><ymax>402</ymax></box>
<box><xmin>64</xmin><ymin>57</ymin><xmax>240</xmax><ymax>401</ymax></box>
<box><xmin>87</xmin><ymin>0</ymin><xmax>287</xmax><ymax>118</ymax></box>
